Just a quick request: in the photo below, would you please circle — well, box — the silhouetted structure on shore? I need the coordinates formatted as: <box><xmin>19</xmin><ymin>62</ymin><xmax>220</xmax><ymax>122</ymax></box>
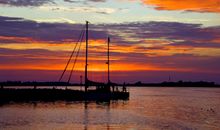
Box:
<box><xmin>130</xmin><ymin>80</ymin><xmax>219</xmax><ymax>87</ymax></box>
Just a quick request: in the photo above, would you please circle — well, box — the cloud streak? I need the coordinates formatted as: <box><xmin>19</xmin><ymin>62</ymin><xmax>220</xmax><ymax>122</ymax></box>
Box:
<box><xmin>0</xmin><ymin>0</ymin><xmax>107</xmax><ymax>7</ymax></box>
<box><xmin>39</xmin><ymin>6</ymin><xmax>116</xmax><ymax>14</ymax></box>
<box><xmin>0</xmin><ymin>0</ymin><xmax>53</xmax><ymax>7</ymax></box>
<box><xmin>64</xmin><ymin>0</ymin><xmax>106</xmax><ymax>3</ymax></box>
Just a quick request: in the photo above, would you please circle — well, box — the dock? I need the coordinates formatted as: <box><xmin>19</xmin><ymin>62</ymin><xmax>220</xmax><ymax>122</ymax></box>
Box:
<box><xmin>0</xmin><ymin>88</ymin><xmax>129</xmax><ymax>103</ymax></box>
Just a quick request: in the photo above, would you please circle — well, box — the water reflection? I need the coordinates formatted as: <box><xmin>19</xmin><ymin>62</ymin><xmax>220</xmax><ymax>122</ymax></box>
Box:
<box><xmin>0</xmin><ymin>100</ymin><xmax>130</xmax><ymax>130</ymax></box>
<box><xmin>84</xmin><ymin>102</ymin><xmax>88</xmax><ymax>130</ymax></box>
<box><xmin>0</xmin><ymin>88</ymin><xmax>220</xmax><ymax>130</ymax></box>
<box><xmin>83</xmin><ymin>101</ymin><xmax>114</xmax><ymax>130</ymax></box>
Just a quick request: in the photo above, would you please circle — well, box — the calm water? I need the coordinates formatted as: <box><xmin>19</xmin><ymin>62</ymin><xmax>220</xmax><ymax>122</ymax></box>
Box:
<box><xmin>0</xmin><ymin>87</ymin><xmax>220</xmax><ymax>130</ymax></box>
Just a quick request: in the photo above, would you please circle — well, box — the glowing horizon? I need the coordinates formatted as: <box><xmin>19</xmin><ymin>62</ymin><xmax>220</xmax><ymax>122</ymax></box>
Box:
<box><xmin>0</xmin><ymin>0</ymin><xmax>220</xmax><ymax>83</ymax></box>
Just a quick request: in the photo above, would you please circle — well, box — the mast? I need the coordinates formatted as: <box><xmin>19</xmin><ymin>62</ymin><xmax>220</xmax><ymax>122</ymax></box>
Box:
<box><xmin>85</xmin><ymin>21</ymin><xmax>89</xmax><ymax>92</ymax></box>
<box><xmin>107</xmin><ymin>37</ymin><xmax>110</xmax><ymax>84</ymax></box>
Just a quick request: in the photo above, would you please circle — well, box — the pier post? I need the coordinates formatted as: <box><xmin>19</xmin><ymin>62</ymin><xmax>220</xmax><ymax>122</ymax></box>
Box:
<box><xmin>80</xmin><ymin>75</ymin><xmax>82</xmax><ymax>91</ymax></box>
<box><xmin>1</xmin><ymin>85</ymin><xmax>3</xmax><ymax>89</ymax></box>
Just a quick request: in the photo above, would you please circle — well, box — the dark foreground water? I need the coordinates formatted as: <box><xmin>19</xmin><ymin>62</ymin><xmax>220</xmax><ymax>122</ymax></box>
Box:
<box><xmin>0</xmin><ymin>87</ymin><xmax>219</xmax><ymax>130</ymax></box>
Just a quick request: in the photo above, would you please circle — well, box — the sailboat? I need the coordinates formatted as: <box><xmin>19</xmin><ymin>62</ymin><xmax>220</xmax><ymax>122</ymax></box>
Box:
<box><xmin>82</xmin><ymin>21</ymin><xmax>129</xmax><ymax>99</ymax></box>
<box><xmin>0</xmin><ymin>21</ymin><xmax>129</xmax><ymax>102</ymax></box>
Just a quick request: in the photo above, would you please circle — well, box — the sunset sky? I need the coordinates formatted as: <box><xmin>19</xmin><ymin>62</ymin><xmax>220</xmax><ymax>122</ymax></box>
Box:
<box><xmin>0</xmin><ymin>0</ymin><xmax>220</xmax><ymax>83</ymax></box>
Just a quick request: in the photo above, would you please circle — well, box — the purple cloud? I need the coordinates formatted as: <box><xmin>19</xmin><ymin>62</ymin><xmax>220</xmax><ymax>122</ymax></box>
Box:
<box><xmin>0</xmin><ymin>0</ymin><xmax>53</xmax><ymax>7</ymax></box>
<box><xmin>0</xmin><ymin>16</ymin><xmax>108</xmax><ymax>43</ymax></box>
<box><xmin>0</xmin><ymin>0</ymin><xmax>107</xmax><ymax>7</ymax></box>
<box><xmin>1</xmin><ymin>16</ymin><xmax>220</xmax><ymax>47</ymax></box>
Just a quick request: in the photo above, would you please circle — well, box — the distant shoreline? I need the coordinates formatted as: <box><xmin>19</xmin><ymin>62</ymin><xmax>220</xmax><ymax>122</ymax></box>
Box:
<box><xmin>0</xmin><ymin>81</ymin><xmax>219</xmax><ymax>88</ymax></box>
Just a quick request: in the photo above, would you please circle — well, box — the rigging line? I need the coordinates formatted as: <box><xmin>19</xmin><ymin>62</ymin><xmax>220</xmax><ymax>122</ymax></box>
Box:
<box><xmin>67</xmin><ymin>29</ymin><xmax>85</xmax><ymax>83</ymax></box>
<box><xmin>59</xmin><ymin>26</ymin><xmax>85</xmax><ymax>82</ymax></box>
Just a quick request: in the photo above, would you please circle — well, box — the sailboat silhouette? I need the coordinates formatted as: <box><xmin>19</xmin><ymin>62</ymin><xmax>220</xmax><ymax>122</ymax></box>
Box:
<box><xmin>0</xmin><ymin>21</ymin><xmax>129</xmax><ymax>103</ymax></box>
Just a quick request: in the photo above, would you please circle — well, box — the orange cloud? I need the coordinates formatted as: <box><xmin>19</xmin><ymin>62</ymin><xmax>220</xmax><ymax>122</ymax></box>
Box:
<box><xmin>0</xmin><ymin>36</ymin><xmax>35</xmax><ymax>43</ymax></box>
<box><xmin>142</xmin><ymin>0</ymin><xmax>220</xmax><ymax>13</ymax></box>
<box><xmin>145</xmin><ymin>45</ymin><xmax>220</xmax><ymax>57</ymax></box>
